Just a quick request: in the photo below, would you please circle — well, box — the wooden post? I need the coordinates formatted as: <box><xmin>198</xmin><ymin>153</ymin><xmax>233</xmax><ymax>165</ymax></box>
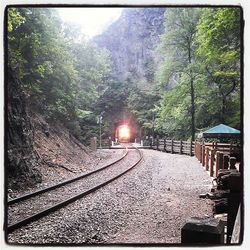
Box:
<box><xmin>190</xmin><ymin>141</ymin><xmax>193</xmax><ymax>156</ymax></box>
<box><xmin>219</xmin><ymin>152</ymin><xmax>224</xmax><ymax>172</ymax></box>
<box><xmin>210</xmin><ymin>150</ymin><xmax>215</xmax><ymax>177</ymax></box>
<box><xmin>215</xmin><ymin>152</ymin><xmax>223</xmax><ymax>177</ymax></box>
<box><xmin>108</xmin><ymin>137</ymin><xmax>112</xmax><ymax>149</ymax></box>
<box><xmin>202</xmin><ymin>145</ymin><xmax>206</xmax><ymax>166</ymax></box>
<box><xmin>229</xmin><ymin>157</ymin><xmax>237</xmax><ymax>170</ymax></box>
<box><xmin>197</xmin><ymin>143</ymin><xmax>200</xmax><ymax>160</ymax></box>
<box><xmin>171</xmin><ymin>139</ymin><xmax>174</xmax><ymax>154</ymax></box>
<box><xmin>215</xmin><ymin>151</ymin><xmax>219</xmax><ymax>177</ymax></box>
<box><xmin>223</xmin><ymin>155</ymin><xmax>229</xmax><ymax>169</ymax></box>
<box><xmin>197</xmin><ymin>143</ymin><xmax>200</xmax><ymax>162</ymax></box>
<box><xmin>90</xmin><ymin>137</ymin><xmax>97</xmax><ymax>151</ymax></box>
<box><xmin>205</xmin><ymin>147</ymin><xmax>209</xmax><ymax>171</ymax></box>
<box><xmin>164</xmin><ymin>138</ymin><xmax>166</xmax><ymax>151</ymax></box>
<box><xmin>199</xmin><ymin>144</ymin><xmax>202</xmax><ymax>163</ymax></box>
<box><xmin>196</xmin><ymin>142</ymin><xmax>199</xmax><ymax>160</ymax></box>
<box><xmin>180</xmin><ymin>140</ymin><xmax>182</xmax><ymax>154</ymax></box>
<box><xmin>156</xmin><ymin>136</ymin><xmax>159</xmax><ymax>150</ymax></box>
<box><xmin>150</xmin><ymin>137</ymin><xmax>153</xmax><ymax>148</ymax></box>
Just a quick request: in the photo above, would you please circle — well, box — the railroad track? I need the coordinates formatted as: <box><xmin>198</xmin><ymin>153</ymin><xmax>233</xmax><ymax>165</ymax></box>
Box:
<box><xmin>7</xmin><ymin>146</ymin><xmax>143</xmax><ymax>233</ymax></box>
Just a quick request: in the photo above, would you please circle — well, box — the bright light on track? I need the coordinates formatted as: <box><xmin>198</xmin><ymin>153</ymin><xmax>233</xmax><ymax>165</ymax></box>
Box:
<box><xmin>119</xmin><ymin>125</ymin><xmax>130</xmax><ymax>140</ymax></box>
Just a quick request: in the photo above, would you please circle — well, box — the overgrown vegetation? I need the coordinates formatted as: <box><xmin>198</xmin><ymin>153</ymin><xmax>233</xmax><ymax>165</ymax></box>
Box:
<box><xmin>7</xmin><ymin>7</ymin><xmax>241</xmax><ymax>143</ymax></box>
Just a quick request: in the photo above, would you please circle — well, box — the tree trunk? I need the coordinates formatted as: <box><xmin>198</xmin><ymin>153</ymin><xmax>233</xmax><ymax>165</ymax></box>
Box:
<box><xmin>221</xmin><ymin>96</ymin><xmax>226</xmax><ymax>123</ymax></box>
<box><xmin>190</xmin><ymin>76</ymin><xmax>195</xmax><ymax>141</ymax></box>
<box><xmin>188</xmin><ymin>42</ymin><xmax>195</xmax><ymax>141</ymax></box>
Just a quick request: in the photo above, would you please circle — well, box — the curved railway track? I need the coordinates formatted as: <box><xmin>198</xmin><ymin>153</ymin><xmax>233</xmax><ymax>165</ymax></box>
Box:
<box><xmin>8</xmin><ymin>147</ymin><xmax>129</xmax><ymax>205</ymax></box>
<box><xmin>7</xmin><ymin>146</ymin><xmax>143</xmax><ymax>233</ymax></box>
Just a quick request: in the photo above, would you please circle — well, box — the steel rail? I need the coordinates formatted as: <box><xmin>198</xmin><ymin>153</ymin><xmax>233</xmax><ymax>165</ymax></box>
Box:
<box><xmin>7</xmin><ymin>147</ymin><xmax>143</xmax><ymax>233</ymax></box>
<box><xmin>8</xmin><ymin>147</ymin><xmax>129</xmax><ymax>205</ymax></box>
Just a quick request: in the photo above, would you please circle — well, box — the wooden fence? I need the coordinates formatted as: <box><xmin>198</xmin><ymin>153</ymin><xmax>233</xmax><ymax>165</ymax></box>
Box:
<box><xmin>150</xmin><ymin>138</ymin><xmax>195</xmax><ymax>156</ymax></box>
<box><xmin>194</xmin><ymin>142</ymin><xmax>241</xmax><ymax>177</ymax></box>
<box><xmin>92</xmin><ymin>137</ymin><xmax>241</xmax><ymax>177</ymax></box>
<box><xmin>150</xmin><ymin>138</ymin><xmax>241</xmax><ymax>177</ymax></box>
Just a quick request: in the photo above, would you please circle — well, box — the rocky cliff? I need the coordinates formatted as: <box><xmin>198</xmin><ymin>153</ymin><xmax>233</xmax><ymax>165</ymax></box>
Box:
<box><xmin>7</xmin><ymin>68</ymin><xmax>42</xmax><ymax>190</ymax></box>
<box><xmin>94</xmin><ymin>8</ymin><xmax>166</xmax><ymax>88</ymax></box>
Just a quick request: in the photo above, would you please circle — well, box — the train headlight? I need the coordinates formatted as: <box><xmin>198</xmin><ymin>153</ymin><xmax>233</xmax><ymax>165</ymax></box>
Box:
<box><xmin>119</xmin><ymin>125</ymin><xmax>130</xmax><ymax>139</ymax></box>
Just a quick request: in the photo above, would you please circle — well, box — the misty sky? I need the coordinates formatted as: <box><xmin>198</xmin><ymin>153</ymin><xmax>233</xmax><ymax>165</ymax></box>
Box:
<box><xmin>57</xmin><ymin>8</ymin><xmax>123</xmax><ymax>38</ymax></box>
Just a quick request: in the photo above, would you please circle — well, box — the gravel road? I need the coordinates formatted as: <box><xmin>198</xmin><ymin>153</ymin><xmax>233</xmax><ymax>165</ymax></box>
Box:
<box><xmin>7</xmin><ymin>149</ymin><xmax>214</xmax><ymax>245</ymax></box>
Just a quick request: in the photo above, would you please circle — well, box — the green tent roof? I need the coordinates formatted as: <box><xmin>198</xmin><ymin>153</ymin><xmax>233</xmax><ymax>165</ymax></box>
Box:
<box><xmin>202</xmin><ymin>124</ymin><xmax>240</xmax><ymax>138</ymax></box>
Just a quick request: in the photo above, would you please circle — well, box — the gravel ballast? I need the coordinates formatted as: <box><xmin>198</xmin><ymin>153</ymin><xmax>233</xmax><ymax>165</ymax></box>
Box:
<box><xmin>7</xmin><ymin>149</ymin><xmax>214</xmax><ymax>245</ymax></box>
<box><xmin>8</xmin><ymin>149</ymin><xmax>139</xmax><ymax>225</ymax></box>
<box><xmin>8</xmin><ymin>149</ymin><xmax>125</xmax><ymax>200</ymax></box>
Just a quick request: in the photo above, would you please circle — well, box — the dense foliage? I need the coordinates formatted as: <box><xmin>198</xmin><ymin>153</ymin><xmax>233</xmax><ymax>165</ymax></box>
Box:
<box><xmin>8</xmin><ymin>7</ymin><xmax>241</xmax><ymax>143</ymax></box>
<box><xmin>155</xmin><ymin>7</ymin><xmax>241</xmax><ymax>140</ymax></box>
<box><xmin>8</xmin><ymin>8</ymin><xmax>112</xmax><ymax>141</ymax></box>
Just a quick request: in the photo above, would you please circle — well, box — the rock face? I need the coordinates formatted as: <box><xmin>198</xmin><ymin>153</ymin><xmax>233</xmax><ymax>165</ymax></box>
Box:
<box><xmin>7</xmin><ymin>68</ymin><xmax>42</xmax><ymax>190</ymax></box>
<box><xmin>94</xmin><ymin>8</ymin><xmax>166</xmax><ymax>87</ymax></box>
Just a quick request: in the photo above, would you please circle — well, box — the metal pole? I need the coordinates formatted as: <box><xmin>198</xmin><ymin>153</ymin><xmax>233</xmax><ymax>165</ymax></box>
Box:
<box><xmin>99</xmin><ymin>112</ymin><xmax>104</xmax><ymax>149</ymax></box>
<box><xmin>99</xmin><ymin>115</ymin><xmax>102</xmax><ymax>149</ymax></box>
<box><xmin>152</xmin><ymin>112</ymin><xmax>155</xmax><ymax>139</ymax></box>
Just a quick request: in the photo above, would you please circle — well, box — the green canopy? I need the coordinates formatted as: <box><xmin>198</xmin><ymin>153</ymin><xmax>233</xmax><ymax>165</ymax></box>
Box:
<box><xmin>202</xmin><ymin>124</ymin><xmax>240</xmax><ymax>138</ymax></box>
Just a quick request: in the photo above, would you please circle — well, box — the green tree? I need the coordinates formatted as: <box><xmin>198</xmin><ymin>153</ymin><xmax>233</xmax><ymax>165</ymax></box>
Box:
<box><xmin>7</xmin><ymin>7</ymin><xmax>114</xmax><ymax>141</ymax></box>
<box><xmin>8</xmin><ymin>8</ymin><xmax>78</xmax><ymax>121</ymax></box>
<box><xmin>196</xmin><ymin>7</ymin><xmax>241</xmax><ymax>127</ymax></box>
<box><xmin>156</xmin><ymin>8</ymin><xmax>202</xmax><ymax>140</ymax></box>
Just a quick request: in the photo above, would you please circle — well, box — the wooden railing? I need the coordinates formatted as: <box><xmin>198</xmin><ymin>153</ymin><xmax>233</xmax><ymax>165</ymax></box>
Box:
<box><xmin>149</xmin><ymin>138</ymin><xmax>241</xmax><ymax>177</ymax></box>
<box><xmin>91</xmin><ymin>137</ymin><xmax>241</xmax><ymax>177</ymax></box>
<box><xmin>194</xmin><ymin>142</ymin><xmax>241</xmax><ymax>177</ymax></box>
<box><xmin>150</xmin><ymin>138</ymin><xmax>195</xmax><ymax>156</ymax></box>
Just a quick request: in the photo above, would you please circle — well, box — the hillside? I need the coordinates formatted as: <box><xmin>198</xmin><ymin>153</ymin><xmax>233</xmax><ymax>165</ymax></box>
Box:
<box><xmin>7</xmin><ymin>69</ymin><xmax>116</xmax><ymax>193</ymax></box>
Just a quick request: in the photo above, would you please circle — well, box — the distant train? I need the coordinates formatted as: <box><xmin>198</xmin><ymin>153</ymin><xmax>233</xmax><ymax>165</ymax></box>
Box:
<box><xmin>116</xmin><ymin>124</ymin><xmax>133</xmax><ymax>142</ymax></box>
<box><xmin>117</xmin><ymin>124</ymin><xmax>131</xmax><ymax>142</ymax></box>
<box><xmin>113</xmin><ymin>119</ymin><xmax>137</xmax><ymax>143</ymax></box>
